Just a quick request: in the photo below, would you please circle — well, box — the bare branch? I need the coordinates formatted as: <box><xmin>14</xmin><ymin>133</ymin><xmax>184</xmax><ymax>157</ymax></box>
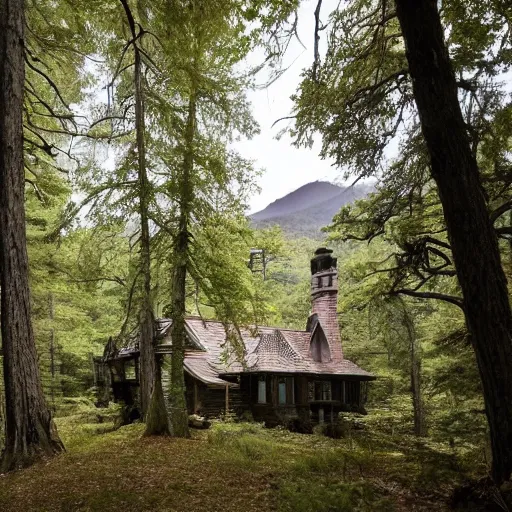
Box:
<box><xmin>491</xmin><ymin>199</ymin><xmax>512</xmax><ymax>223</ymax></box>
<box><xmin>391</xmin><ymin>289</ymin><xmax>464</xmax><ymax>309</ymax></box>
<box><xmin>312</xmin><ymin>0</ymin><xmax>323</xmax><ymax>82</ymax></box>
<box><xmin>24</xmin><ymin>54</ymin><xmax>72</xmax><ymax>111</ymax></box>
<box><xmin>271</xmin><ymin>115</ymin><xmax>297</xmax><ymax>128</ymax></box>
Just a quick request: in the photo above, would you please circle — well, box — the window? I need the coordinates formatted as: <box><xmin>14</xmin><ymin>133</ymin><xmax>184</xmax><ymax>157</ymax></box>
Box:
<box><xmin>314</xmin><ymin>381</ymin><xmax>332</xmax><ymax>401</ymax></box>
<box><xmin>258</xmin><ymin>376</ymin><xmax>266</xmax><ymax>404</ymax></box>
<box><xmin>277</xmin><ymin>377</ymin><xmax>295</xmax><ymax>405</ymax></box>
<box><xmin>287</xmin><ymin>377</ymin><xmax>295</xmax><ymax>404</ymax></box>
<box><xmin>278</xmin><ymin>379</ymin><xmax>286</xmax><ymax>405</ymax></box>
<box><xmin>124</xmin><ymin>360</ymin><xmax>136</xmax><ymax>380</ymax></box>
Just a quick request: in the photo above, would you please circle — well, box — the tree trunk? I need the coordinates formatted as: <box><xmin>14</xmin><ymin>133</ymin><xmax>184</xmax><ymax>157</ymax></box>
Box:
<box><xmin>134</xmin><ymin>33</ymin><xmax>156</xmax><ymax>420</ymax></box>
<box><xmin>0</xmin><ymin>0</ymin><xmax>64</xmax><ymax>471</ymax></box>
<box><xmin>119</xmin><ymin>0</ymin><xmax>168</xmax><ymax>433</ymax></box>
<box><xmin>49</xmin><ymin>293</ymin><xmax>56</xmax><ymax>408</ymax></box>
<box><xmin>144</xmin><ymin>357</ymin><xmax>171</xmax><ymax>436</ymax></box>
<box><xmin>169</xmin><ymin>86</ymin><xmax>197</xmax><ymax>440</ymax></box>
<box><xmin>403</xmin><ymin>314</ymin><xmax>426</xmax><ymax>437</ymax></box>
<box><xmin>169</xmin><ymin>252</ymin><xmax>190</xmax><ymax>438</ymax></box>
<box><xmin>410</xmin><ymin>354</ymin><xmax>425</xmax><ymax>437</ymax></box>
<box><xmin>396</xmin><ymin>0</ymin><xmax>512</xmax><ymax>484</ymax></box>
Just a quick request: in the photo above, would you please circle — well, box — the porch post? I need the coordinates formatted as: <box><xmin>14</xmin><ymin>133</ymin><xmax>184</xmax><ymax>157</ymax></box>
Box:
<box><xmin>194</xmin><ymin>381</ymin><xmax>198</xmax><ymax>413</ymax></box>
<box><xmin>225</xmin><ymin>384</ymin><xmax>229</xmax><ymax>417</ymax></box>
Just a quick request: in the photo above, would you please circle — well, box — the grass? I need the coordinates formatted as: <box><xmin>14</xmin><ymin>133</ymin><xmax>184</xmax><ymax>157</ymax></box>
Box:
<box><xmin>0</xmin><ymin>413</ymin><xmax>485</xmax><ymax>512</ymax></box>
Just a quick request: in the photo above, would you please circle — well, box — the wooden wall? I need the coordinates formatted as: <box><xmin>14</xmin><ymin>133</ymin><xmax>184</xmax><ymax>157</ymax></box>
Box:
<box><xmin>158</xmin><ymin>359</ymin><xmax>366</xmax><ymax>424</ymax></box>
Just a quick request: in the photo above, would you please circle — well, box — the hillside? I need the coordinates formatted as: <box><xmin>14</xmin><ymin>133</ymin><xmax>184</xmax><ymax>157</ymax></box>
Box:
<box><xmin>250</xmin><ymin>181</ymin><xmax>372</xmax><ymax>238</ymax></box>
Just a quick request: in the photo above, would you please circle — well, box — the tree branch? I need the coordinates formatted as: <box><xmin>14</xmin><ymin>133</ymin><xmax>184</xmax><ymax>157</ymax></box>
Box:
<box><xmin>391</xmin><ymin>289</ymin><xmax>464</xmax><ymax>309</ymax></box>
<box><xmin>491</xmin><ymin>199</ymin><xmax>512</xmax><ymax>223</ymax></box>
<box><xmin>312</xmin><ymin>0</ymin><xmax>323</xmax><ymax>82</ymax></box>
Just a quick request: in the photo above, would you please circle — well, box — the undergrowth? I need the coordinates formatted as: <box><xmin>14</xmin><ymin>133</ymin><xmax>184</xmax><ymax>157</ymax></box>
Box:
<box><xmin>205</xmin><ymin>421</ymin><xmax>456</xmax><ymax>511</ymax></box>
<box><xmin>0</xmin><ymin>415</ymin><xmax>488</xmax><ymax>511</ymax></box>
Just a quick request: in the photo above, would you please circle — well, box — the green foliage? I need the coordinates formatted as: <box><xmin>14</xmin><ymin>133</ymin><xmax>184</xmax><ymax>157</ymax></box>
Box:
<box><xmin>253</xmin><ymin>236</ymin><xmax>317</xmax><ymax>329</ymax></box>
<box><xmin>290</xmin><ymin>0</ymin><xmax>512</xmax><ymax>316</ymax></box>
<box><xmin>1</xmin><ymin>0</ymin><xmax>507</xmax><ymax>492</ymax></box>
<box><xmin>260</xmin><ymin>0</ymin><xmax>512</xmax><ymax>457</ymax></box>
<box><xmin>278</xmin><ymin>480</ymin><xmax>391</xmax><ymax>512</ymax></box>
<box><xmin>20</xmin><ymin>173</ymin><xmax>126</xmax><ymax>404</ymax></box>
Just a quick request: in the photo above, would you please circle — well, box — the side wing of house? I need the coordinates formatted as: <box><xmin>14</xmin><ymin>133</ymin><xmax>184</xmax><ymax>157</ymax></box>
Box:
<box><xmin>158</xmin><ymin>318</ymin><xmax>243</xmax><ymax>418</ymax></box>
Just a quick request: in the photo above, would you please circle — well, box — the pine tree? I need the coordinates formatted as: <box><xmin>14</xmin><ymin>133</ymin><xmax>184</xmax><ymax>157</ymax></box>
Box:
<box><xmin>289</xmin><ymin>0</ymin><xmax>512</xmax><ymax>483</ymax></box>
<box><xmin>395</xmin><ymin>0</ymin><xmax>512</xmax><ymax>485</ymax></box>
<box><xmin>0</xmin><ymin>0</ymin><xmax>64</xmax><ymax>471</ymax></box>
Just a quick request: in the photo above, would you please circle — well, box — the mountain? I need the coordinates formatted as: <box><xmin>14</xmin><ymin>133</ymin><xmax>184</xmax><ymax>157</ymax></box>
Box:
<box><xmin>250</xmin><ymin>181</ymin><xmax>372</xmax><ymax>238</ymax></box>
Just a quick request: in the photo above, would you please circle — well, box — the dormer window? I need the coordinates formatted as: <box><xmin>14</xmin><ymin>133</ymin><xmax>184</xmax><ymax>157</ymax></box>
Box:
<box><xmin>309</xmin><ymin>324</ymin><xmax>331</xmax><ymax>362</ymax></box>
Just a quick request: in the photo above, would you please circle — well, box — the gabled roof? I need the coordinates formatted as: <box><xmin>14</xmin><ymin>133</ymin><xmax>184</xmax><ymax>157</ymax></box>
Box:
<box><xmin>244</xmin><ymin>330</ymin><xmax>307</xmax><ymax>373</ymax></box>
<box><xmin>105</xmin><ymin>316</ymin><xmax>374</xmax><ymax>385</ymax></box>
<box><xmin>182</xmin><ymin>317</ymin><xmax>373</xmax><ymax>381</ymax></box>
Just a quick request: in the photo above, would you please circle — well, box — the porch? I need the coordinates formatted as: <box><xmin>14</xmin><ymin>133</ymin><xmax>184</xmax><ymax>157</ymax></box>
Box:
<box><xmin>239</xmin><ymin>373</ymin><xmax>369</xmax><ymax>426</ymax></box>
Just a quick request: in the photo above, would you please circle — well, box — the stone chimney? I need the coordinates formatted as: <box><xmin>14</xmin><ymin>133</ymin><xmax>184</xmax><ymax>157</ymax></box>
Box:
<box><xmin>308</xmin><ymin>247</ymin><xmax>343</xmax><ymax>361</ymax></box>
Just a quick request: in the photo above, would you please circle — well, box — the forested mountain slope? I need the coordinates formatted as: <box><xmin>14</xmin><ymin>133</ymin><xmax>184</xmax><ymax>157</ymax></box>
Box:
<box><xmin>250</xmin><ymin>181</ymin><xmax>372</xmax><ymax>238</ymax></box>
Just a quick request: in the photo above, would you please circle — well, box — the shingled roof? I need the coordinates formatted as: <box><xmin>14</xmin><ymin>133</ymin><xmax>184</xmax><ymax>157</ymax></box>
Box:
<box><xmin>104</xmin><ymin>248</ymin><xmax>374</xmax><ymax>386</ymax></box>
<box><xmin>150</xmin><ymin>317</ymin><xmax>374</xmax><ymax>385</ymax></box>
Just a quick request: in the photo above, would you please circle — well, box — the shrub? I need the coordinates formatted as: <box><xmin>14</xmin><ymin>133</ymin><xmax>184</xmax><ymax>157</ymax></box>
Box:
<box><xmin>288</xmin><ymin>417</ymin><xmax>313</xmax><ymax>434</ymax></box>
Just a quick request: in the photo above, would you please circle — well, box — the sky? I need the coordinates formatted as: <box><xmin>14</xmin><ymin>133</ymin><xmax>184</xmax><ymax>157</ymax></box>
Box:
<box><xmin>239</xmin><ymin>0</ymin><xmax>344</xmax><ymax>215</ymax></box>
<box><xmin>78</xmin><ymin>1</ymin><xmax>347</xmax><ymax>216</ymax></box>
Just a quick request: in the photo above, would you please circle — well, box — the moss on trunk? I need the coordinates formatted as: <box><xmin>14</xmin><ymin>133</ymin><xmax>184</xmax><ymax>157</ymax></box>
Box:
<box><xmin>144</xmin><ymin>363</ymin><xmax>171</xmax><ymax>436</ymax></box>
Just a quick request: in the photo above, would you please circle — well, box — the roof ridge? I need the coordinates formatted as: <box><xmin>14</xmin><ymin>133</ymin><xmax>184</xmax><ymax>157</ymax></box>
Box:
<box><xmin>182</xmin><ymin>316</ymin><xmax>309</xmax><ymax>334</ymax></box>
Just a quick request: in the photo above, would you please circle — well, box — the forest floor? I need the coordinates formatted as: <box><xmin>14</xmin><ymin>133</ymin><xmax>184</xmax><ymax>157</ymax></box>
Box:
<box><xmin>0</xmin><ymin>407</ymin><xmax>485</xmax><ymax>512</ymax></box>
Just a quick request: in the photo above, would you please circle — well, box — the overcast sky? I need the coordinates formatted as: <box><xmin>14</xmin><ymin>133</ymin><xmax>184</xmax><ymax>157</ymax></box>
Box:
<box><xmin>84</xmin><ymin>1</ymin><xmax>348</xmax><ymax>216</ymax></box>
<box><xmin>239</xmin><ymin>0</ymin><xmax>343</xmax><ymax>215</ymax></box>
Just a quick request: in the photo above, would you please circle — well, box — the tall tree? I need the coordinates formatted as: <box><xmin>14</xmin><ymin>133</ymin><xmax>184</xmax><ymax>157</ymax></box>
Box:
<box><xmin>288</xmin><ymin>0</ymin><xmax>512</xmax><ymax>484</ymax></box>
<box><xmin>166</xmin><ymin>0</ymin><xmax>201</xmax><ymax>439</ymax></box>
<box><xmin>148</xmin><ymin>0</ymin><xmax>261</xmax><ymax>437</ymax></box>
<box><xmin>67</xmin><ymin>0</ymin><xmax>262</xmax><ymax>436</ymax></box>
<box><xmin>394</xmin><ymin>0</ymin><xmax>512</xmax><ymax>484</ymax></box>
<box><xmin>0</xmin><ymin>0</ymin><xmax>64</xmax><ymax>471</ymax></box>
<box><xmin>118</xmin><ymin>0</ymin><xmax>169</xmax><ymax>434</ymax></box>
<box><xmin>370</xmin><ymin>297</ymin><xmax>426</xmax><ymax>437</ymax></box>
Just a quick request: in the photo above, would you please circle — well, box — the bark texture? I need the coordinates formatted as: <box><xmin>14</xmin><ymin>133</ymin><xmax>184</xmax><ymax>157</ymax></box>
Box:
<box><xmin>0</xmin><ymin>0</ymin><xmax>64</xmax><ymax>471</ymax></box>
<box><xmin>169</xmin><ymin>254</ymin><xmax>190</xmax><ymax>438</ymax></box>
<box><xmin>134</xmin><ymin>36</ymin><xmax>156</xmax><ymax>421</ymax></box>
<box><xmin>403</xmin><ymin>313</ymin><xmax>426</xmax><ymax>437</ymax></box>
<box><xmin>144</xmin><ymin>358</ymin><xmax>171</xmax><ymax>436</ymax></box>
<box><xmin>169</xmin><ymin>87</ymin><xmax>197</xmax><ymax>439</ymax></box>
<box><xmin>119</xmin><ymin>0</ymin><xmax>168</xmax><ymax>432</ymax></box>
<box><xmin>395</xmin><ymin>0</ymin><xmax>512</xmax><ymax>483</ymax></box>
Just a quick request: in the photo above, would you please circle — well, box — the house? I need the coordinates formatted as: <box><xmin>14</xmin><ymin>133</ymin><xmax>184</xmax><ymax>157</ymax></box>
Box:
<box><xmin>94</xmin><ymin>248</ymin><xmax>375</xmax><ymax>426</ymax></box>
